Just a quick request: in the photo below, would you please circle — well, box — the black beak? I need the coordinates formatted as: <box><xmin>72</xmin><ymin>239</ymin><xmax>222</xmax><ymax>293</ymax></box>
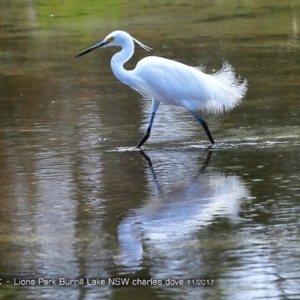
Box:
<box><xmin>75</xmin><ymin>40</ymin><xmax>108</xmax><ymax>58</ymax></box>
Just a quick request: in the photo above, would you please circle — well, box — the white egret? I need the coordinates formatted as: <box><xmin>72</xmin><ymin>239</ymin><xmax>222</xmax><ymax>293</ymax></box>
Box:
<box><xmin>76</xmin><ymin>30</ymin><xmax>247</xmax><ymax>148</ymax></box>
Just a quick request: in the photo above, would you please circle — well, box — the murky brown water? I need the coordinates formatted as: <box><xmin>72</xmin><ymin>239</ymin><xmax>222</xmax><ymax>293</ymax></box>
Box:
<box><xmin>1</xmin><ymin>0</ymin><xmax>300</xmax><ymax>299</ymax></box>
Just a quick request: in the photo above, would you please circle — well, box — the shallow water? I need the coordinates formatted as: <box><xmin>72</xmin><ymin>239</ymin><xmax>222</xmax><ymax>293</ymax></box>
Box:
<box><xmin>1</xmin><ymin>0</ymin><xmax>300</xmax><ymax>299</ymax></box>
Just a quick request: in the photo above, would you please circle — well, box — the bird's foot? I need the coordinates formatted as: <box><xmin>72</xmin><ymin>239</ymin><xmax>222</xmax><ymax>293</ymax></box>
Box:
<box><xmin>207</xmin><ymin>143</ymin><xmax>214</xmax><ymax>150</ymax></box>
<box><xmin>133</xmin><ymin>145</ymin><xmax>143</xmax><ymax>151</ymax></box>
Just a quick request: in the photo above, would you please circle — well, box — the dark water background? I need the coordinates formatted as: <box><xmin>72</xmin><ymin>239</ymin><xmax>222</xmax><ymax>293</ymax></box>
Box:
<box><xmin>0</xmin><ymin>0</ymin><xmax>300</xmax><ymax>299</ymax></box>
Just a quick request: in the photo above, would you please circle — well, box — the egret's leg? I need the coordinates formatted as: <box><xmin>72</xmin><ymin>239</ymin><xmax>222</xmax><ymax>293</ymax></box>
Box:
<box><xmin>189</xmin><ymin>110</ymin><xmax>215</xmax><ymax>145</ymax></box>
<box><xmin>135</xmin><ymin>99</ymin><xmax>160</xmax><ymax>148</ymax></box>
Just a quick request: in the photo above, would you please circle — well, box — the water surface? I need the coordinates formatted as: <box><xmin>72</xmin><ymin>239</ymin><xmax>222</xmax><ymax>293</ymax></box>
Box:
<box><xmin>0</xmin><ymin>0</ymin><xmax>300</xmax><ymax>299</ymax></box>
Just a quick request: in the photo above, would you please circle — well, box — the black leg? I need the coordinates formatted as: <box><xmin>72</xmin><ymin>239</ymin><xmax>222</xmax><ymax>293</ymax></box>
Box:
<box><xmin>189</xmin><ymin>110</ymin><xmax>215</xmax><ymax>145</ymax></box>
<box><xmin>135</xmin><ymin>100</ymin><xmax>160</xmax><ymax>148</ymax></box>
<box><xmin>135</xmin><ymin>114</ymin><xmax>154</xmax><ymax>148</ymax></box>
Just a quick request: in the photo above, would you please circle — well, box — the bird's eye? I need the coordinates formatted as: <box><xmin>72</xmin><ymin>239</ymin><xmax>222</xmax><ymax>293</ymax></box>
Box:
<box><xmin>107</xmin><ymin>37</ymin><xmax>114</xmax><ymax>43</ymax></box>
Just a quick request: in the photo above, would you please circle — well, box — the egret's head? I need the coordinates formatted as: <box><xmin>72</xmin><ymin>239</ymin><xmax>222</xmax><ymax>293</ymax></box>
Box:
<box><xmin>76</xmin><ymin>31</ymin><xmax>131</xmax><ymax>57</ymax></box>
<box><xmin>76</xmin><ymin>30</ymin><xmax>151</xmax><ymax>58</ymax></box>
<box><xmin>103</xmin><ymin>31</ymin><xmax>131</xmax><ymax>47</ymax></box>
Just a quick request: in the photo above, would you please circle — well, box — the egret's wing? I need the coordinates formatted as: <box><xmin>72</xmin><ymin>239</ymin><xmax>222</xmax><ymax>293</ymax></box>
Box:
<box><xmin>131</xmin><ymin>57</ymin><xmax>247</xmax><ymax>114</ymax></box>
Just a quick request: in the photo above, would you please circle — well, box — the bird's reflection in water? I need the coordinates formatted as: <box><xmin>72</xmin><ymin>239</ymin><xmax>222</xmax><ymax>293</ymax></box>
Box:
<box><xmin>116</xmin><ymin>151</ymin><xmax>250</xmax><ymax>275</ymax></box>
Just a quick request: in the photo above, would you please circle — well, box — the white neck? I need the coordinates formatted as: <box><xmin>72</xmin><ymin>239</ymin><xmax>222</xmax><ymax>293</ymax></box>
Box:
<box><xmin>111</xmin><ymin>38</ymin><xmax>134</xmax><ymax>86</ymax></box>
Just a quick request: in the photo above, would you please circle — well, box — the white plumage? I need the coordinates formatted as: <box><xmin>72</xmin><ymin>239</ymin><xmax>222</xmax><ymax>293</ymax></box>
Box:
<box><xmin>76</xmin><ymin>30</ymin><xmax>248</xmax><ymax>147</ymax></box>
<box><xmin>131</xmin><ymin>57</ymin><xmax>247</xmax><ymax>114</ymax></box>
